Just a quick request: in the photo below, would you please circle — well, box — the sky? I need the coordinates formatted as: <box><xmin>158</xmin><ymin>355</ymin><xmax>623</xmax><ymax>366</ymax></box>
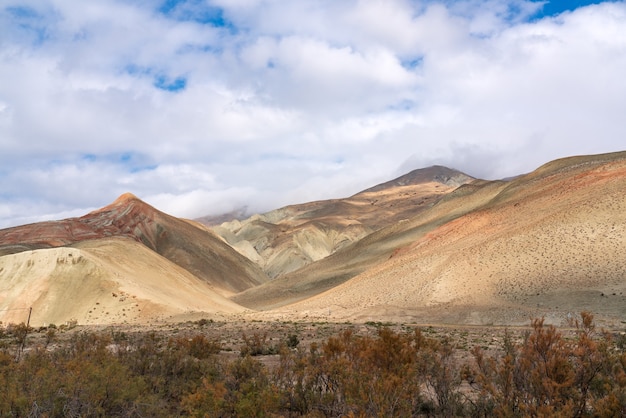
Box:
<box><xmin>1</xmin><ymin>0</ymin><xmax>625</xmax><ymax>228</ymax></box>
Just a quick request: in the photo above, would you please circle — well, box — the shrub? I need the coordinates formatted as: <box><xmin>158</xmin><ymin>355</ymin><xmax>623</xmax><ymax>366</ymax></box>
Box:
<box><xmin>2</xmin><ymin>313</ymin><xmax>624</xmax><ymax>417</ymax></box>
<box><xmin>240</xmin><ymin>332</ymin><xmax>277</xmax><ymax>356</ymax></box>
<box><xmin>467</xmin><ymin>312</ymin><xmax>626</xmax><ymax>417</ymax></box>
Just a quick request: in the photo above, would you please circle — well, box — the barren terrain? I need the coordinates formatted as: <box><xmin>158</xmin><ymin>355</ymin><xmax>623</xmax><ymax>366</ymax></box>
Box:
<box><xmin>211</xmin><ymin>166</ymin><xmax>474</xmax><ymax>278</ymax></box>
<box><xmin>266</xmin><ymin>152</ymin><xmax>626</xmax><ymax>327</ymax></box>
<box><xmin>0</xmin><ymin>194</ymin><xmax>267</xmax><ymax>326</ymax></box>
<box><xmin>1</xmin><ymin>152</ymin><xmax>626</xmax><ymax>328</ymax></box>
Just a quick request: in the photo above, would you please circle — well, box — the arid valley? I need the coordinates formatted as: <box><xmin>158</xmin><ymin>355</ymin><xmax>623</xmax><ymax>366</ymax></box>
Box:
<box><xmin>2</xmin><ymin>151</ymin><xmax>626</xmax><ymax>416</ymax></box>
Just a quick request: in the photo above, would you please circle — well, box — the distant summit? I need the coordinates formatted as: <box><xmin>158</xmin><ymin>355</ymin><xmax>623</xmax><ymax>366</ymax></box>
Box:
<box><xmin>359</xmin><ymin>166</ymin><xmax>474</xmax><ymax>194</ymax></box>
<box><xmin>111</xmin><ymin>192</ymin><xmax>141</xmax><ymax>204</ymax></box>
<box><xmin>195</xmin><ymin>206</ymin><xmax>250</xmax><ymax>226</ymax></box>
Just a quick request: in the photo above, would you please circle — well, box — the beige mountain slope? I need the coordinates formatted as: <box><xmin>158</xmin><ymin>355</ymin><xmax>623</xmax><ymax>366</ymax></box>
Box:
<box><xmin>211</xmin><ymin>166</ymin><xmax>474</xmax><ymax>278</ymax></box>
<box><xmin>269</xmin><ymin>151</ymin><xmax>626</xmax><ymax>326</ymax></box>
<box><xmin>0</xmin><ymin>238</ymin><xmax>246</xmax><ymax>326</ymax></box>
<box><xmin>0</xmin><ymin>193</ymin><xmax>270</xmax><ymax>326</ymax></box>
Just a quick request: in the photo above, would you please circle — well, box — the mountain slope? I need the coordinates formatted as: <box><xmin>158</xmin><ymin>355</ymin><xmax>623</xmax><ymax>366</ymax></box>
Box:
<box><xmin>0</xmin><ymin>193</ymin><xmax>272</xmax><ymax>325</ymax></box>
<box><xmin>3</xmin><ymin>152</ymin><xmax>625</xmax><ymax>327</ymax></box>
<box><xmin>211</xmin><ymin>166</ymin><xmax>474</xmax><ymax>278</ymax></box>
<box><xmin>0</xmin><ymin>238</ymin><xmax>246</xmax><ymax>326</ymax></box>
<box><xmin>0</xmin><ymin>193</ymin><xmax>268</xmax><ymax>295</ymax></box>
<box><xmin>232</xmin><ymin>178</ymin><xmax>506</xmax><ymax>310</ymax></box>
<box><xmin>271</xmin><ymin>151</ymin><xmax>626</xmax><ymax>325</ymax></box>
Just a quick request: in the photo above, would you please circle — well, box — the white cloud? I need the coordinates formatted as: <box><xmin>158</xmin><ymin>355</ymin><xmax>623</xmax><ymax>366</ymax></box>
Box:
<box><xmin>1</xmin><ymin>0</ymin><xmax>625</xmax><ymax>228</ymax></box>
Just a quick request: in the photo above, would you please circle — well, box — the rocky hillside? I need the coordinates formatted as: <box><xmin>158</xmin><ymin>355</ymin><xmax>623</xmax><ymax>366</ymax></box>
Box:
<box><xmin>0</xmin><ymin>193</ymin><xmax>268</xmax><ymax>295</ymax></box>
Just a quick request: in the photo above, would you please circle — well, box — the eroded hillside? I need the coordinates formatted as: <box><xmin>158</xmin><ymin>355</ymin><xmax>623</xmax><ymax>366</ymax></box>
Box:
<box><xmin>0</xmin><ymin>239</ymin><xmax>246</xmax><ymax>325</ymax></box>
<box><xmin>210</xmin><ymin>166</ymin><xmax>474</xmax><ymax>278</ymax></box>
<box><xmin>0</xmin><ymin>194</ymin><xmax>268</xmax><ymax>325</ymax></box>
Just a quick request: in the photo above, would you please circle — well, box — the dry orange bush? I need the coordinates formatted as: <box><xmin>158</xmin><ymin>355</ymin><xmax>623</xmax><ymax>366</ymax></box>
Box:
<box><xmin>1</xmin><ymin>312</ymin><xmax>625</xmax><ymax>417</ymax></box>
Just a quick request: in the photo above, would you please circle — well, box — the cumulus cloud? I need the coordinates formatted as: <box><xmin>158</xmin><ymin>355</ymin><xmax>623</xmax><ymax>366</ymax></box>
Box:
<box><xmin>1</xmin><ymin>0</ymin><xmax>625</xmax><ymax>228</ymax></box>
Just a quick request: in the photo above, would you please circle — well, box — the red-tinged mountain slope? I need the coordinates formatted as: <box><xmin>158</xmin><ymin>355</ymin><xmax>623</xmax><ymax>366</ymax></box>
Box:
<box><xmin>0</xmin><ymin>193</ymin><xmax>268</xmax><ymax>296</ymax></box>
<box><xmin>0</xmin><ymin>193</ymin><xmax>273</xmax><ymax>325</ymax></box>
<box><xmin>271</xmin><ymin>151</ymin><xmax>626</xmax><ymax>326</ymax></box>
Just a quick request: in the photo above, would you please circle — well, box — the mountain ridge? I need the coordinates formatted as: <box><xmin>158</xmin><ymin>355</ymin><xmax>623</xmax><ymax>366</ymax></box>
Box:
<box><xmin>210</xmin><ymin>166</ymin><xmax>476</xmax><ymax>278</ymax></box>
<box><xmin>2</xmin><ymin>153</ymin><xmax>626</xmax><ymax>327</ymax></box>
<box><xmin>358</xmin><ymin>165</ymin><xmax>474</xmax><ymax>194</ymax></box>
<box><xmin>264</xmin><ymin>151</ymin><xmax>626</xmax><ymax>326</ymax></box>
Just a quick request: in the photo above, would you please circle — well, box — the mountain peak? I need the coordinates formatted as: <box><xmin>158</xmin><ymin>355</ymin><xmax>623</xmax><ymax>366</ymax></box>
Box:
<box><xmin>114</xmin><ymin>192</ymin><xmax>140</xmax><ymax>203</ymax></box>
<box><xmin>0</xmin><ymin>193</ymin><xmax>161</xmax><ymax>252</ymax></box>
<box><xmin>359</xmin><ymin>165</ymin><xmax>475</xmax><ymax>194</ymax></box>
<box><xmin>87</xmin><ymin>192</ymin><xmax>154</xmax><ymax>218</ymax></box>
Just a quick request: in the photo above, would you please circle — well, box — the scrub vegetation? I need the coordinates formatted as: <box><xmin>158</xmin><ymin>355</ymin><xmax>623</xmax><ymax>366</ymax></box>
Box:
<box><xmin>1</xmin><ymin>312</ymin><xmax>626</xmax><ymax>417</ymax></box>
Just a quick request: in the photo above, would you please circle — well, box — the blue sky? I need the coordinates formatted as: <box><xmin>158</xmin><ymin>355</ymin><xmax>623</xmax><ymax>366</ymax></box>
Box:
<box><xmin>533</xmin><ymin>0</ymin><xmax>609</xmax><ymax>17</ymax></box>
<box><xmin>1</xmin><ymin>0</ymin><xmax>625</xmax><ymax>228</ymax></box>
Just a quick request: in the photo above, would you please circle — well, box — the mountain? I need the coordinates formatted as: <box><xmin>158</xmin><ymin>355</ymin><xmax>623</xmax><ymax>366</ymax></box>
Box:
<box><xmin>253</xmin><ymin>151</ymin><xmax>626</xmax><ymax>326</ymax></box>
<box><xmin>210</xmin><ymin>166</ymin><xmax>475</xmax><ymax>278</ymax></box>
<box><xmin>0</xmin><ymin>193</ymin><xmax>268</xmax><ymax>326</ymax></box>
<box><xmin>2</xmin><ymin>152</ymin><xmax>626</xmax><ymax>327</ymax></box>
<box><xmin>360</xmin><ymin>165</ymin><xmax>474</xmax><ymax>192</ymax></box>
<box><xmin>195</xmin><ymin>206</ymin><xmax>251</xmax><ymax>226</ymax></box>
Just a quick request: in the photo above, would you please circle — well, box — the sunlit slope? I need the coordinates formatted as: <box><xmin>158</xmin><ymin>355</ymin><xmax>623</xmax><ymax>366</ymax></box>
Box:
<box><xmin>0</xmin><ymin>238</ymin><xmax>246</xmax><ymax>326</ymax></box>
<box><xmin>213</xmin><ymin>166</ymin><xmax>474</xmax><ymax>279</ymax></box>
<box><xmin>232</xmin><ymin>178</ymin><xmax>506</xmax><ymax>310</ymax></box>
<box><xmin>278</xmin><ymin>152</ymin><xmax>626</xmax><ymax>325</ymax></box>
<box><xmin>0</xmin><ymin>193</ymin><xmax>268</xmax><ymax>296</ymax></box>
